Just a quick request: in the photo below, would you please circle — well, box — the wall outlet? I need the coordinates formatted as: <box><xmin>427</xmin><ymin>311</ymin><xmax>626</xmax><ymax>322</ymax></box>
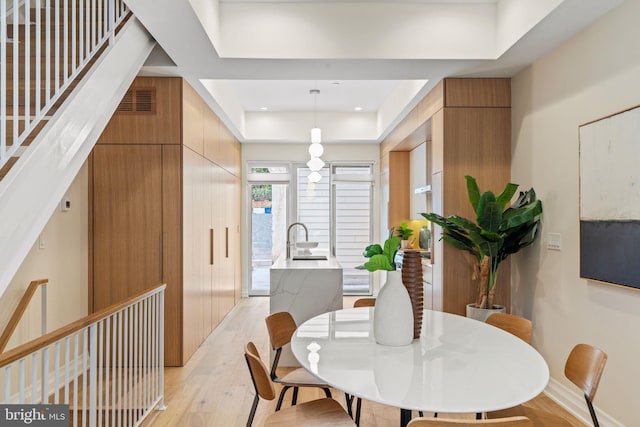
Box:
<box><xmin>546</xmin><ymin>233</ymin><xmax>562</xmax><ymax>251</ymax></box>
<box><xmin>60</xmin><ymin>198</ymin><xmax>71</xmax><ymax>212</ymax></box>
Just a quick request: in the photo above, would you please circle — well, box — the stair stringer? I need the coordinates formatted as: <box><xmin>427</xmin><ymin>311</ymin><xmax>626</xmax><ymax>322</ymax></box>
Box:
<box><xmin>0</xmin><ymin>17</ymin><xmax>156</xmax><ymax>299</ymax></box>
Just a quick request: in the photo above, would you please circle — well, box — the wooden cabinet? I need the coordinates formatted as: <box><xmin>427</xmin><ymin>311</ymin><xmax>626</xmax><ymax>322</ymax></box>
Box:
<box><xmin>90</xmin><ymin>77</ymin><xmax>241</xmax><ymax>366</ymax></box>
<box><xmin>385</xmin><ymin>151</ymin><xmax>410</xmax><ymax>230</ymax></box>
<box><xmin>381</xmin><ymin>78</ymin><xmax>511</xmax><ymax>316</ymax></box>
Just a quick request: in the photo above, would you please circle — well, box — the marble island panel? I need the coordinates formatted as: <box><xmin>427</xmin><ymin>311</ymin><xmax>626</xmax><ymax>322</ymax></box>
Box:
<box><xmin>270</xmin><ymin>254</ymin><xmax>343</xmax><ymax>366</ymax></box>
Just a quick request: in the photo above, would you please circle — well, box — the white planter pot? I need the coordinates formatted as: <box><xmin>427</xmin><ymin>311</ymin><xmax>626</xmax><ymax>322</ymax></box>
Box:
<box><xmin>466</xmin><ymin>303</ymin><xmax>506</xmax><ymax>322</ymax></box>
<box><xmin>373</xmin><ymin>270</ymin><xmax>414</xmax><ymax>346</ymax></box>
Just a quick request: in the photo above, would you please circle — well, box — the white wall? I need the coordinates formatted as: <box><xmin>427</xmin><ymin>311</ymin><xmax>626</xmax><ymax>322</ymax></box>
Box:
<box><xmin>511</xmin><ymin>1</ymin><xmax>639</xmax><ymax>425</ymax></box>
<box><xmin>241</xmin><ymin>143</ymin><xmax>381</xmax><ymax>295</ymax></box>
<box><xmin>0</xmin><ymin>163</ymin><xmax>88</xmax><ymax>351</ymax></box>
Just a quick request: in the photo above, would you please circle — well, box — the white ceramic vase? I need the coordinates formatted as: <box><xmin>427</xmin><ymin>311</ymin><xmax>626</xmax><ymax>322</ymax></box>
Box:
<box><xmin>373</xmin><ymin>270</ymin><xmax>414</xmax><ymax>346</ymax></box>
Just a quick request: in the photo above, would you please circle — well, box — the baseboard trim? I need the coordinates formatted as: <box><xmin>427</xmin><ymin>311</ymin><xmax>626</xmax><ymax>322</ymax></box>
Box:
<box><xmin>545</xmin><ymin>377</ymin><xmax>622</xmax><ymax>426</ymax></box>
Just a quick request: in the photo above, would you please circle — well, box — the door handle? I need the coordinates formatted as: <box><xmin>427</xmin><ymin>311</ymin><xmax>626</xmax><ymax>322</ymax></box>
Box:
<box><xmin>225</xmin><ymin>227</ymin><xmax>229</xmax><ymax>258</ymax></box>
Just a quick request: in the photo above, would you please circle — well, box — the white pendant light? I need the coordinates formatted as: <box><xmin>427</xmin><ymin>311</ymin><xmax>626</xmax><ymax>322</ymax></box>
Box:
<box><xmin>308</xmin><ymin>142</ymin><xmax>324</xmax><ymax>158</ymax></box>
<box><xmin>311</xmin><ymin>127</ymin><xmax>322</xmax><ymax>144</ymax></box>
<box><xmin>308</xmin><ymin>88</ymin><xmax>324</xmax><ymax>183</ymax></box>
<box><xmin>308</xmin><ymin>171</ymin><xmax>322</xmax><ymax>183</ymax></box>
<box><xmin>307</xmin><ymin>157</ymin><xmax>325</xmax><ymax>171</ymax></box>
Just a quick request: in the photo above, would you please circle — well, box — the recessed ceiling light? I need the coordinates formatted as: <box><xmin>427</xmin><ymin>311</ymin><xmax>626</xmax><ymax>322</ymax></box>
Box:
<box><xmin>354</xmin><ymin>107</ymin><xmax>363</xmax><ymax>111</ymax></box>
<box><xmin>332</xmin><ymin>82</ymin><xmax>340</xmax><ymax>85</ymax></box>
<box><xmin>260</xmin><ymin>106</ymin><xmax>268</xmax><ymax>111</ymax></box>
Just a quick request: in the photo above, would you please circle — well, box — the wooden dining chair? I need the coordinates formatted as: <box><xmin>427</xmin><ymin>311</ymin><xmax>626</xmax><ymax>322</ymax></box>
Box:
<box><xmin>565</xmin><ymin>343</ymin><xmax>608</xmax><ymax>427</ymax></box>
<box><xmin>265</xmin><ymin>312</ymin><xmax>333</xmax><ymax>410</ymax></box>
<box><xmin>407</xmin><ymin>416</ymin><xmax>533</xmax><ymax>426</ymax></box>
<box><xmin>353</xmin><ymin>297</ymin><xmax>376</xmax><ymax>308</ymax></box>
<box><xmin>488</xmin><ymin>343</ymin><xmax>608</xmax><ymax>427</ymax></box>
<box><xmin>244</xmin><ymin>341</ymin><xmax>356</xmax><ymax>427</ymax></box>
<box><xmin>485</xmin><ymin>313</ymin><xmax>533</xmax><ymax>344</ymax></box>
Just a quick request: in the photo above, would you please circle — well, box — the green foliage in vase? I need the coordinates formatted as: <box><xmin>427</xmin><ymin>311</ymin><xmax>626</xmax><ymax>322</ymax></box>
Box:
<box><xmin>396</xmin><ymin>222</ymin><xmax>414</xmax><ymax>240</ymax></box>
<box><xmin>362</xmin><ymin>236</ymin><xmax>400</xmax><ymax>272</ymax></box>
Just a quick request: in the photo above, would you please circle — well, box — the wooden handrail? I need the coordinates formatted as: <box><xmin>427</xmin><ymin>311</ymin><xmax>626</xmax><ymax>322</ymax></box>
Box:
<box><xmin>0</xmin><ymin>283</ymin><xmax>166</xmax><ymax>368</ymax></box>
<box><xmin>0</xmin><ymin>279</ymin><xmax>49</xmax><ymax>354</ymax></box>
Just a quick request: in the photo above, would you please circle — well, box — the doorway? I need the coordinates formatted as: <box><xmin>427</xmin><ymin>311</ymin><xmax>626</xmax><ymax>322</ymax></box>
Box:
<box><xmin>249</xmin><ymin>173</ymin><xmax>289</xmax><ymax>295</ymax></box>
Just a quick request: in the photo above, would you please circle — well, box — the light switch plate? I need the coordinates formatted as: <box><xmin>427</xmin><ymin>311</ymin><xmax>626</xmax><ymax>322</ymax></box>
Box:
<box><xmin>546</xmin><ymin>233</ymin><xmax>562</xmax><ymax>251</ymax></box>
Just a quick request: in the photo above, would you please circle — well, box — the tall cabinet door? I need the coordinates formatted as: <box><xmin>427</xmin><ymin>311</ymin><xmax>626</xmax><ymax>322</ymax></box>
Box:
<box><xmin>91</xmin><ymin>144</ymin><xmax>182</xmax><ymax>366</ymax></box>
<box><xmin>183</xmin><ymin>147</ymin><xmax>207</xmax><ymax>361</ymax></box>
<box><xmin>92</xmin><ymin>145</ymin><xmax>163</xmax><ymax>309</ymax></box>
<box><xmin>218</xmin><ymin>168</ymin><xmax>235</xmax><ymax>320</ymax></box>
<box><xmin>206</xmin><ymin>159</ymin><xmax>221</xmax><ymax>332</ymax></box>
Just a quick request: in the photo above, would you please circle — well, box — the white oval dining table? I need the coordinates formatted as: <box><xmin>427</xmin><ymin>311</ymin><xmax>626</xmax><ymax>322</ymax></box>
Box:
<box><xmin>290</xmin><ymin>307</ymin><xmax>549</xmax><ymax>427</ymax></box>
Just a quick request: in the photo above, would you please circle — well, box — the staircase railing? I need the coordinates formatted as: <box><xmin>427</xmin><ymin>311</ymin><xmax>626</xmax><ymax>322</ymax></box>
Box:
<box><xmin>0</xmin><ymin>0</ymin><xmax>128</xmax><ymax>171</ymax></box>
<box><xmin>0</xmin><ymin>278</ymin><xmax>49</xmax><ymax>354</ymax></box>
<box><xmin>0</xmin><ymin>284</ymin><xmax>166</xmax><ymax>427</ymax></box>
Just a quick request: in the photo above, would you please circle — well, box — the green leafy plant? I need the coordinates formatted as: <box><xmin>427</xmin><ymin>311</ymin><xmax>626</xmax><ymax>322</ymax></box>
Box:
<box><xmin>362</xmin><ymin>236</ymin><xmax>401</xmax><ymax>272</ymax></box>
<box><xmin>421</xmin><ymin>175</ymin><xmax>543</xmax><ymax>309</ymax></box>
<box><xmin>396</xmin><ymin>222</ymin><xmax>414</xmax><ymax>240</ymax></box>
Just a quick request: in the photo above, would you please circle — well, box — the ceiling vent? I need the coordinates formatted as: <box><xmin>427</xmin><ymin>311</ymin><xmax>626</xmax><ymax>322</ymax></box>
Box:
<box><xmin>116</xmin><ymin>88</ymin><xmax>156</xmax><ymax>114</ymax></box>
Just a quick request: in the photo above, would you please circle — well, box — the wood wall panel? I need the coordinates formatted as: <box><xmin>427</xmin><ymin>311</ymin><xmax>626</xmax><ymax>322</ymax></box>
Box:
<box><xmin>218</xmin><ymin>169</ymin><xmax>235</xmax><ymax>321</ymax></box>
<box><xmin>219</xmin><ymin>124</ymin><xmax>235</xmax><ymax>175</ymax></box>
<box><xmin>207</xmin><ymin>161</ymin><xmax>220</xmax><ymax>331</ymax></box>
<box><xmin>97</xmin><ymin>77</ymin><xmax>181</xmax><ymax>145</ymax></box>
<box><xmin>162</xmin><ymin>145</ymin><xmax>183</xmax><ymax>366</ymax></box>
<box><xmin>431</xmin><ymin>110</ymin><xmax>444</xmax><ymax>174</ymax></box>
<box><xmin>203</xmin><ymin>107</ymin><xmax>220</xmax><ymax>164</ymax></box>
<box><xmin>182</xmin><ymin>81</ymin><xmax>204</xmax><ymax>155</ymax></box>
<box><xmin>440</xmin><ymin>107</ymin><xmax>511</xmax><ymax>315</ymax></box>
<box><xmin>381</xmin><ymin>78</ymin><xmax>511</xmax><ymax>316</ymax></box>
<box><xmin>388</xmin><ymin>151</ymin><xmax>410</xmax><ymax>230</ymax></box>
<box><xmin>92</xmin><ymin>145</ymin><xmax>163</xmax><ymax>310</ymax></box>
<box><xmin>444</xmin><ymin>78</ymin><xmax>511</xmax><ymax>108</ymax></box>
<box><xmin>381</xmin><ymin>81</ymin><xmax>444</xmax><ymax>156</ymax></box>
<box><xmin>182</xmin><ymin>147</ymin><xmax>205</xmax><ymax>362</ymax></box>
<box><xmin>91</xmin><ymin>76</ymin><xmax>242</xmax><ymax>366</ymax></box>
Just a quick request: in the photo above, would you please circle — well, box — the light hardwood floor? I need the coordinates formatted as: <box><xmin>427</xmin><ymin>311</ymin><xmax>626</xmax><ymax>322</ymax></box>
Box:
<box><xmin>143</xmin><ymin>297</ymin><xmax>586</xmax><ymax>427</ymax></box>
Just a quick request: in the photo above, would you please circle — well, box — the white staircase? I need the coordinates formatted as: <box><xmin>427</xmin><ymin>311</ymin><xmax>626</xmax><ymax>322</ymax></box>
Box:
<box><xmin>0</xmin><ymin>6</ymin><xmax>156</xmax><ymax>299</ymax></box>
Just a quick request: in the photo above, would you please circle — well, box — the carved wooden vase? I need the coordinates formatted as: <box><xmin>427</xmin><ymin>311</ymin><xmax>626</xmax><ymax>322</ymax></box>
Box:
<box><xmin>401</xmin><ymin>250</ymin><xmax>424</xmax><ymax>339</ymax></box>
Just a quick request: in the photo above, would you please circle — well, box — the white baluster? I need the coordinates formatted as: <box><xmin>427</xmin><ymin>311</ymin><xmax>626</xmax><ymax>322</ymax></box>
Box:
<box><xmin>54</xmin><ymin>342</ymin><xmax>60</xmax><ymax>404</ymax></box>
<box><xmin>89</xmin><ymin>324</ymin><xmax>97</xmax><ymax>427</ymax></box>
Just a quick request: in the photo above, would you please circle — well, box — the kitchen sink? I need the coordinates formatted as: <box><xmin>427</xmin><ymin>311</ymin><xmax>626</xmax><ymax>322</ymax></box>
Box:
<box><xmin>292</xmin><ymin>255</ymin><xmax>328</xmax><ymax>261</ymax></box>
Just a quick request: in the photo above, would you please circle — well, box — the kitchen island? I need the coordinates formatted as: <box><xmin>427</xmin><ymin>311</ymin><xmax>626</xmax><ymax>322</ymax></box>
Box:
<box><xmin>270</xmin><ymin>254</ymin><xmax>343</xmax><ymax>366</ymax></box>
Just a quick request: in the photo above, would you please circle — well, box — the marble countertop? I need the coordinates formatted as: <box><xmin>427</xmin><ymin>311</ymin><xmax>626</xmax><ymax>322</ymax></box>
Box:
<box><xmin>271</xmin><ymin>252</ymin><xmax>342</xmax><ymax>270</ymax></box>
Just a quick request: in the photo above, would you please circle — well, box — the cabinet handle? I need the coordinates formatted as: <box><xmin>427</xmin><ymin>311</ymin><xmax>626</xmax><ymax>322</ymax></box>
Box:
<box><xmin>210</xmin><ymin>229</ymin><xmax>214</xmax><ymax>265</ymax></box>
<box><xmin>225</xmin><ymin>227</ymin><xmax>229</xmax><ymax>258</ymax></box>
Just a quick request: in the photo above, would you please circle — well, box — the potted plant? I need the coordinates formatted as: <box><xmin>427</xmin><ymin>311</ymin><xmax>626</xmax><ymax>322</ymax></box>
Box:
<box><xmin>362</xmin><ymin>234</ymin><xmax>400</xmax><ymax>272</ymax></box>
<box><xmin>396</xmin><ymin>222</ymin><xmax>414</xmax><ymax>249</ymax></box>
<box><xmin>421</xmin><ymin>175</ymin><xmax>542</xmax><ymax>318</ymax></box>
<box><xmin>361</xmin><ymin>235</ymin><xmax>413</xmax><ymax>345</ymax></box>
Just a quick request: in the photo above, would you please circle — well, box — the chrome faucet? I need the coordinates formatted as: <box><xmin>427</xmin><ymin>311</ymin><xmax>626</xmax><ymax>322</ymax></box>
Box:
<box><xmin>287</xmin><ymin>222</ymin><xmax>309</xmax><ymax>259</ymax></box>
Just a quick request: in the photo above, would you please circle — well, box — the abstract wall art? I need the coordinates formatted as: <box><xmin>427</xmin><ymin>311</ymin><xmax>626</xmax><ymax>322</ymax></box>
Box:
<box><xmin>579</xmin><ymin>105</ymin><xmax>640</xmax><ymax>289</ymax></box>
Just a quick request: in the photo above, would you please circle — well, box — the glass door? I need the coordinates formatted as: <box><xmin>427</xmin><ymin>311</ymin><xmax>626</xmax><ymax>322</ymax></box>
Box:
<box><xmin>249</xmin><ymin>176</ymin><xmax>289</xmax><ymax>295</ymax></box>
